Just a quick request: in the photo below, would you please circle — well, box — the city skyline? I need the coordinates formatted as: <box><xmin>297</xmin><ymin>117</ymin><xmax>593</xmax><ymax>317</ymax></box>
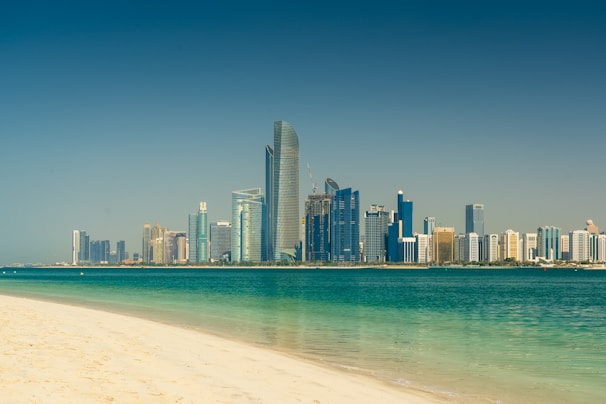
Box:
<box><xmin>1</xmin><ymin>1</ymin><xmax>605</xmax><ymax>264</ymax></box>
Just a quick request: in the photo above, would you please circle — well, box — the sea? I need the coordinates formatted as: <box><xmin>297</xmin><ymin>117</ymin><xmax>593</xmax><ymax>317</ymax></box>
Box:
<box><xmin>1</xmin><ymin>267</ymin><xmax>605</xmax><ymax>403</ymax></box>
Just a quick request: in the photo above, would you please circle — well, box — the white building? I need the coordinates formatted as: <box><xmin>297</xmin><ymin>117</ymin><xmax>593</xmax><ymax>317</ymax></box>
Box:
<box><xmin>464</xmin><ymin>232</ymin><xmax>480</xmax><ymax>262</ymax></box>
<box><xmin>484</xmin><ymin>234</ymin><xmax>499</xmax><ymax>262</ymax></box>
<box><xmin>569</xmin><ymin>230</ymin><xmax>589</xmax><ymax>262</ymax></box>
<box><xmin>522</xmin><ymin>233</ymin><xmax>538</xmax><ymax>262</ymax></box>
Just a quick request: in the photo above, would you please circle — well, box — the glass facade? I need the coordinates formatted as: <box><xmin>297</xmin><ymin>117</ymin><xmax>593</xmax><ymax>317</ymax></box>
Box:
<box><xmin>465</xmin><ymin>204</ymin><xmax>485</xmax><ymax>238</ymax></box>
<box><xmin>271</xmin><ymin>121</ymin><xmax>299</xmax><ymax>261</ymax></box>
<box><xmin>231</xmin><ymin>188</ymin><xmax>265</xmax><ymax>263</ymax></box>
<box><xmin>364</xmin><ymin>205</ymin><xmax>389</xmax><ymax>262</ymax></box>
<box><xmin>305</xmin><ymin>194</ymin><xmax>332</xmax><ymax>262</ymax></box>
<box><xmin>330</xmin><ymin>188</ymin><xmax>360</xmax><ymax>262</ymax></box>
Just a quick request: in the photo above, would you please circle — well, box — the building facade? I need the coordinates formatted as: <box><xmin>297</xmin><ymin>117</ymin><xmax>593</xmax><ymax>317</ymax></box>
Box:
<box><xmin>210</xmin><ymin>221</ymin><xmax>232</xmax><ymax>262</ymax></box>
<box><xmin>305</xmin><ymin>194</ymin><xmax>332</xmax><ymax>262</ymax></box>
<box><xmin>364</xmin><ymin>204</ymin><xmax>389</xmax><ymax>262</ymax></box>
<box><xmin>331</xmin><ymin>188</ymin><xmax>360</xmax><ymax>263</ymax></box>
<box><xmin>433</xmin><ymin>227</ymin><xmax>455</xmax><ymax>264</ymax></box>
<box><xmin>232</xmin><ymin>188</ymin><xmax>265</xmax><ymax>263</ymax></box>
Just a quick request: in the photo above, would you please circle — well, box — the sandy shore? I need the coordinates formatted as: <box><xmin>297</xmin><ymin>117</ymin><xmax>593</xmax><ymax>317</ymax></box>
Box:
<box><xmin>0</xmin><ymin>295</ymin><xmax>443</xmax><ymax>403</ymax></box>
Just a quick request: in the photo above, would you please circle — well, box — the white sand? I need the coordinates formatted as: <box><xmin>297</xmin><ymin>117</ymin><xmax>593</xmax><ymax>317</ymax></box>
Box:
<box><xmin>0</xmin><ymin>295</ymin><xmax>444</xmax><ymax>403</ymax></box>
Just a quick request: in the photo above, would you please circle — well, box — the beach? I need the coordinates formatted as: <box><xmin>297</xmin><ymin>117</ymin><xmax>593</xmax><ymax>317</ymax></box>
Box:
<box><xmin>0</xmin><ymin>295</ymin><xmax>442</xmax><ymax>403</ymax></box>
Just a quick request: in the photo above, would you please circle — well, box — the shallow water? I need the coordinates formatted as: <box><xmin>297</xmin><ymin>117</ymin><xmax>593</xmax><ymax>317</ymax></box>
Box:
<box><xmin>1</xmin><ymin>267</ymin><xmax>605</xmax><ymax>403</ymax></box>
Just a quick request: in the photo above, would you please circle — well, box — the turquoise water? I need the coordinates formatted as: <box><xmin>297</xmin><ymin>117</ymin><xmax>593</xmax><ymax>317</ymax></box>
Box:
<box><xmin>1</xmin><ymin>267</ymin><xmax>605</xmax><ymax>403</ymax></box>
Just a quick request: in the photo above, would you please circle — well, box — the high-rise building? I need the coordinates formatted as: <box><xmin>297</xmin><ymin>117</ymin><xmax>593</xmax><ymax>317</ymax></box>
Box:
<box><xmin>522</xmin><ymin>233</ymin><xmax>538</xmax><ymax>262</ymax></box>
<box><xmin>397</xmin><ymin>191</ymin><xmax>413</xmax><ymax>238</ymax></box>
<box><xmin>163</xmin><ymin>231</ymin><xmax>187</xmax><ymax>264</ymax></box>
<box><xmin>464</xmin><ymin>232</ymin><xmax>480</xmax><ymax>262</ymax></box>
<box><xmin>537</xmin><ymin>226</ymin><xmax>560</xmax><ymax>261</ymax></box>
<box><xmin>364</xmin><ymin>205</ymin><xmax>389</xmax><ymax>262</ymax></box>
<box><xmin>265</xmin><ymin>144</ymin><xmax>274</xmax><ymax>260</ymax></box>
<box><xmin>501</xmin><ymin>229</ymin><xmax>520</xmax><ymax>261</ymax></box>
<box><xmin>210</xmin><ymin>221</ymin><xmax>232</xmax><ymax>262</ymax></box>
<box><xmin>188</xmin><ymin>213</ymin><xmax>198</xmax><ymax>262</ymax></box>
<box><xmin>484</xmin><ymin>234</ymin><xmax>499</xmax><ymax>262</ymax></box>
<box><xmin>232</xmin><ymin>188</ymin><xmax>265</xmax><ymax>263</ymax></box>
<box><xmin>79</xmin><ymin>231</ymin><xmax>90</xmax><ymax>264</ymax></box>
<box><xmin>305</xmin><ymin>193</ymin><xmax>332</xmax><ymax>262</ymax></box>
<box><xmin>415</xmin><ymin>234</ymin><xmax>431</xmax><ymax>264</ymax></box>
<box><xmin>331</xmin><ymin>188</ymin><xmax>360</xmax><ymax>263</ymax></box>
<box><xmin>387</xmin><ymin>220</ymin><xmax>402</xmax><ymax>262</ymax></box>
<box><xmin>424</xmin><ymin>217</ymin><xmax>435</xmax><ymax>235</ymax></box>
<box><xmin>433</xmin><ymin>227</ymin><xmax>455</xmax><ymax>264</ymax></box>
<box><xmin>142</xmin><ymin>223</ymin><xmax>151</xmax><ymax>263</ymax></box>
<box><xmin>465</xmin><ymin>204</ymin><xmax>485</xmax><ymax>238</ymax></box>
<box><xmin>597</xmin><ymin>234</ymin><xmax>606</xmax><ymax>263</ymax></box>
<box><xmin>570</xmin><ymin>230</ymin><xmax>590</xmax><ymax>262</ymax></box>
<box><xmin>116</xmin><ymin>240</ymin><xmax>126</xmax><ymax>263</ymax></box>
<box><xmin>265</xmin><ymin>120</ymin><xmax>300</xmax><ymax>261</ymax></box>
<box><xmin>325</xmin><ymin>178</ymin><xmax>339</xmax><ymax>195</ymax></box>
<box><xmin>188</xmin><ymin>202</ymin><xmax>208</xmax><ymax>263</ymax></box>
<box><xmin>72</xmin><ymin>230</ymin><xmax>80</xmax><ymax>265</ymax></box>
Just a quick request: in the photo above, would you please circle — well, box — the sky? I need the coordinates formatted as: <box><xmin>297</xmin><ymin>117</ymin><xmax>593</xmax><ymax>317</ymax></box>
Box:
<box><xmin>1</xmin><ymin>1</ymin><xmax>605</xmax><ymax>264</ymax></box>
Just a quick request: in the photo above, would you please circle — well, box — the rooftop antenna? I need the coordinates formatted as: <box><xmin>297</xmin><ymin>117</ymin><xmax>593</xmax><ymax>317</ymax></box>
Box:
<box><xmin>307</xmin><ymin>163</ymin><xmax>318</xmax><ymax>194</ymax></box>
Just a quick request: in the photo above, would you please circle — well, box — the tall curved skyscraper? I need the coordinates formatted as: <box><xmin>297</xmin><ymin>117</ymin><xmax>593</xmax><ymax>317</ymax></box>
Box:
<box><xmin>270</xmin><ymin>120</ymin><xmax>300</xmax><ymax>261</ymax></box>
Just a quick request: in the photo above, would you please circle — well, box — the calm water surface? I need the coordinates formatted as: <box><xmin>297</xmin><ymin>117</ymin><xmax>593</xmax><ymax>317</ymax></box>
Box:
<box><xmin>1</xmin><ymin>267</ymin><xmax>605</xmax><ymax>403</ymax></box>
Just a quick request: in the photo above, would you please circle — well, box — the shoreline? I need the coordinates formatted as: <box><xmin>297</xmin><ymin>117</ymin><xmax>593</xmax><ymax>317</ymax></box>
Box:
<box><xmin>0</xmin><ymin>294</ymin><xmax>445</xmax><ymax>403</ymax></box>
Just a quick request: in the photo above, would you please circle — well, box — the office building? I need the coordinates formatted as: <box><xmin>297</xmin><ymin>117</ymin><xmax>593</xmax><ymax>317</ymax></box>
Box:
<box><xmin>364</xmin><ymin>205</ymin><xmax>389</xmax><ymax>262</ymax></box>
<box><xmin>142</xmin><ymin>223</ymin><xmax>151</xmax><ymax>263</ymax></box>
<box><xmin>501</xmin><ymin>229</ymin><xmax>520</xmax><ymax>261</ymax></box>
<box><xmin>188</xmin><ymin>202</ymin><xmax>208</xmax><ymax>263</ymax></box>
<box><xmin>116</xmin><ymin>240</ymin><xmax>126</xmax><ymax>263</ymax></box>
<box><xmin>387</xmin><ymin>220</ymin><xmax>402</xmax><ymax>262</ymax></box>
<box><xmin>78</xmin><ymin>231</ymin><xmax>90</xmax><ymax>264</ymax></box>
<box><xmin>305</xmin><ymin>193</ymin><xmax>332</xmax><ymax>262</ymax></box>
<box><xmin>325</xmin><ymin>178</ymin><xmax>339</xmax><ymax>195</ymax></box>
<box><xmin>464</xmin><ymin>232</ymin><xmax>480</xmax><ymax>262</ymax></box>
<box><xmin>416</xmin><ymin>234</ymin><xmax>431</xmax><ymax>264</ymax></box>
<box><xmin>537</xmin><ymin>226</ymin><xmax>560</xmax><ymax>261</ymax></box>
<box><xmin>72</xmin><ymin>230</ymin><xmax>80</xmax><ymax>265</ymax></box>
<box><xmin>569</xmin><ymin>230</ymin><xmax>589</xmax><ymax>262</ymax></box>
<box><xmin>232</xmin><ymin>188</ymin><xmax>265</xmax><ymax>263</ymax></box>
<box><xmin>397</xmin><ymin>191</ymin><xmax>413</xmax><ymax>237</ymax></box>
<box><xmin>484</xmin><ymin>234</ymin><xmax>499</xmax><ymax>262</ymax></box>
<box><xmin>424</xmin><ymin>217</ymin><xmax>435</xmax><ymax>235</ymax></box>
<box><xmin>465</xmin><ymin>204</ymin><xmax>485</xmax><ymax>237</ymax></box>
<box><xmin>265</xmin><ymin>120</ymin><xmax>299</xmax><ymax>261</ymax></box>
<box><xmin>331</xmin><ymin>187</ymin><xmax>360</xmax><ymax>262</ymax></box>
<box><xmin>522</xmin><ymin>233</ymin><xmax>538</xmax><ymax>262</ymax></box>
<box><xmin>399</xmin><ymin>237</ymin><xmax>416</xmax><ymax>263</ymax></box>
<box><xmin>433</xmin><ymin>227</ymin><xmax>455</xmax><ymax>264</ymax></box>
<box><xmin>210</xmin><ymin>221</ymin><xmax>232</xmax><ymax>262</ymax></box>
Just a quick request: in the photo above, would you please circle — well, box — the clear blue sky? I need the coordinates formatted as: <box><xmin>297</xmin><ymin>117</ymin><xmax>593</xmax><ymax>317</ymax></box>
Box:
<box><xmin>1</xmin><ymin>1</ymin><xmax>605</xmax><ymax>264</ymax></box>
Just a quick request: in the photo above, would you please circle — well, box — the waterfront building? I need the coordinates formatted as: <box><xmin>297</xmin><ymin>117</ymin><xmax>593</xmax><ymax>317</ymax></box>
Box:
<box><xmin>522</xmin><ymin>233</ymin><xmax>538</xmax><ymax>262</ymax></box>
<box><xmin>305</xmin><ymin>193</ymin><xmax>332</xmax><ymax>262</ymax></box>
<box><xmin>265</xmin><ymin>144</ymin><xmax>274</xmax><ymax>260</ymax></box>
<box><xmin>424</xmin><ymin>217</ymin><xmax>435</xmax><ymax>235</ymax></box>
<box><xmin>433</xmin><ymin>227</ymin><xmax>455</xmax><ymax>264</ymax></box>
<box><xmin>597</xmin><ymin>234</ymin><xmax>606</xmax><ymax>262</ymax></box>
<box><xmin>569</xmin><ymin>230</ymin><xmax>590</xmax><ymax>262</ymax></box>
<box><xmin>364</xmin><ymin>204</ymin><xmax>389</xmax><ymax>262</ymax></box>
<box><xmin>266</xmin><ymin>120</ymin><xmax>299</xmax><ymax>261</ymax></box>
<box><xmin>415</xmin><ymin>234</ymin><xmax>431</xmax><ymax>264</ymax></box>
<box><xmin>142</xmin><ymin>223</ymin><xmax>151</xmax><ymax>263</ymax></box>
<box><xmin>330</xmin><ymin>187</ymin><xmax>360</xmax><ymax>263</ymax></box>
<box><xmin>397</xmin><ymin>191</ymin><xmax>413</xmax><ymax>238</ymax></box>
<box><xmin>116</xmin><ymin>240</ymin><xmax>126</xmax><ymax>263</ymax></box>
<box><xmin>454</xmin><ymin>234</ymin><xmax>465</xmax><ymax>261</ymax></box>
<box><xmin>78</xmin><ymin>231</ymin><xmax>90</xmax><ymax>264</ymax></box>
<box><xmin>464</xmin><ymin>232</ymin><xmax>480</xmax><ymax>262</ymax></box>
<box><xmin>465</xmin><ymin>204</ymin><xmax>485</xmax><ymax>237</ymax></box>
<box><xmin>387</xmin><ymin>220</ymin><xmax>402</xmax><ymax>262</ymax></box>
<box><xmin>163</xmin><ymin>231</ymin><xmax>187</xmax><ymax>264</ymax></box>
<box><xmin>210</xmin><ymin>221</ymin><xmax>232</xmax><ymax>262</ymax></box>
<box><xmin>559</xmin><ymin>234</ymin><xmax>570</xmax><ymax>261</ymax></box>
<box><xmin>537</xmin><ymin>226</ymin><xmax>560</xmax><ymax>261</ymax></box>
<box><xmin>501</xmin><ymin>229</ymin><xmax>520</xmax><ymax>261</ymax></box>
<box><xmin>188</xmin><ymin>202</ymin><xmax>208</xmax><ymax>263</ymax></box>
<box><xmin>399</xmin><ymin>237</ymin><xmax>416</xmax><ymax>263</ymax></box>
<box><xmin>484</xmin><ymin>234</ymin><xmax>499</xmax><ymax>262</ymax></box>
<box><xmin>72</xmin><ymin>230</ymin><xmax>80</xmax><ymax>265</ymax></box>
<box><xmin>325</xmin><ymin>178</ymin><xmax>339</xmax><ymax>195</ymax></box>
<box><xmin>232</xmin><ymin>188</ymin><xmax>265</xmax><ymax>263</ymax></box>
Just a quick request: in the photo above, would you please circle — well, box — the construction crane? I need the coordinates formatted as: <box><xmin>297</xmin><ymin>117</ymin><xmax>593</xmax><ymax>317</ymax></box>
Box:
<box><xmin>307</xmin><ymin>163</ymin><xmax>318</xmax><ymax>194</ymax></box>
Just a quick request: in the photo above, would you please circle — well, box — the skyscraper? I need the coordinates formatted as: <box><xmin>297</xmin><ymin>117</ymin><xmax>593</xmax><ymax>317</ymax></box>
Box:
<box><xmin>330</xmin><ymin>187</ymin><xmax>360</xmax><ymax>263</ymax></box>
<box><xmin>72</xmin><ymin>230</ymin><xmax>80</xmax><ymax>265</ymax></box>
<box><xmin>304</xmin><ymin>193</ymin><xmax>332</xmax><ymax>262</ymax></box>
<box><xmin>325</xmin><ymin>178</ymin><xmax>339</xmax><ymax>195</ymax></box>
<box><xmin>364</xmin><ymin>204</ymin><xmax>389</xmax><ymax>262</ymax></box>
<box><xmin>465</xmin><ymin>204</ymin><xmax>485</xmax><ymax>238</ymax></box>
<box><xmin>570</xmin><ymin>230</ymin><xmax>590</xmax><ymax>262</ymax></box>
<box><xmin>397</xmin><ymin>191</ymin><xmax>413</xmax><ymax>238</ymax></box>
<box><xmin>266</xmin><ymin>120</ymin><xmax>300</xmax><ymax>261</ymax></box>
<box><xmin>424</xmin><ymin>217</ymin><xmax>436</xmax><ymax>235</ymax></box>
<box><xmin>232</xmin><ymin>188</ymin><xmax>265</xmax><ymax>263</ymax></box>
<box><xmin>116</xmin><ymin>240</ymin><xmax>126</xmax><ymax>263</ymax></box>
<box><xmin>142</xmin><ymin>223</ymin><xmax>151</xmax><ymax>263</ymax></box>
<box><xmin>433</xmin><ymin>227</ymin><xmax>455</xmax><ymax>264</ymax></box>
<box><xmin>501</xmin><ymin>229</ymin><xmax>520</xmax><ymax>261</ymax></box>
<box><xmin>210</xmin><ymin>221</ymin><xmax>232</xmax><ymax>262</ymax></box>
<box><xmin>188</xmin><ymin>214</ymin><xmax>198</xmax><ymax>262</ymax></box>
<box><xmin>537</xmin><ymin>226</ymin><xmax>560</xmax><ymax>261</ymax></box>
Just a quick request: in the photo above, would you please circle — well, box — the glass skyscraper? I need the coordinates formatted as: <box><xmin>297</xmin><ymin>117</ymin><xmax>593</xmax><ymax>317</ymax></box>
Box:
<box><xmin>210</xmin><ymin>221</ymin><xmax>231</xmax><ymax>262</ymax></box>
<box><xmin>397</xmin><ymin>191</ymin><xmax>413</xmax><ymax>238</ymax></box>
<box><xmin>364</xmin><ymin>205</ymin><xmax>389</xmax><ymax>262</ymax></box>
<box><xmin>537</xmin><ymin>226</ymin><xmax>561</xmax><ymax>261</ymax></box>
<box><xmin>465</xmin><ymin>204</ymin><xmax>485</xmax><ymax>238</ymax></box>
<box><xmin>232</xmin><ymin>188</ymin><xmax>265</xmax><ymax>263</ymax></box>
<box><xmin>331</xmin><ymin>187</ymin><xmax>360</xmax><ymax>262</ymax></box>
<box><xmin>305</xmin><ymin>193</ymin><xmax>332</xmax><ymax>262</ymax></box>
<box><xmin>188</xmin><ymin>202</ymin><xmax>208</xmax><ymax>263</ymax></box>
<box><xmin>267</xmin><ymin>120</ymin><xmax>299</xmax><ymax>261</ymax></box>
